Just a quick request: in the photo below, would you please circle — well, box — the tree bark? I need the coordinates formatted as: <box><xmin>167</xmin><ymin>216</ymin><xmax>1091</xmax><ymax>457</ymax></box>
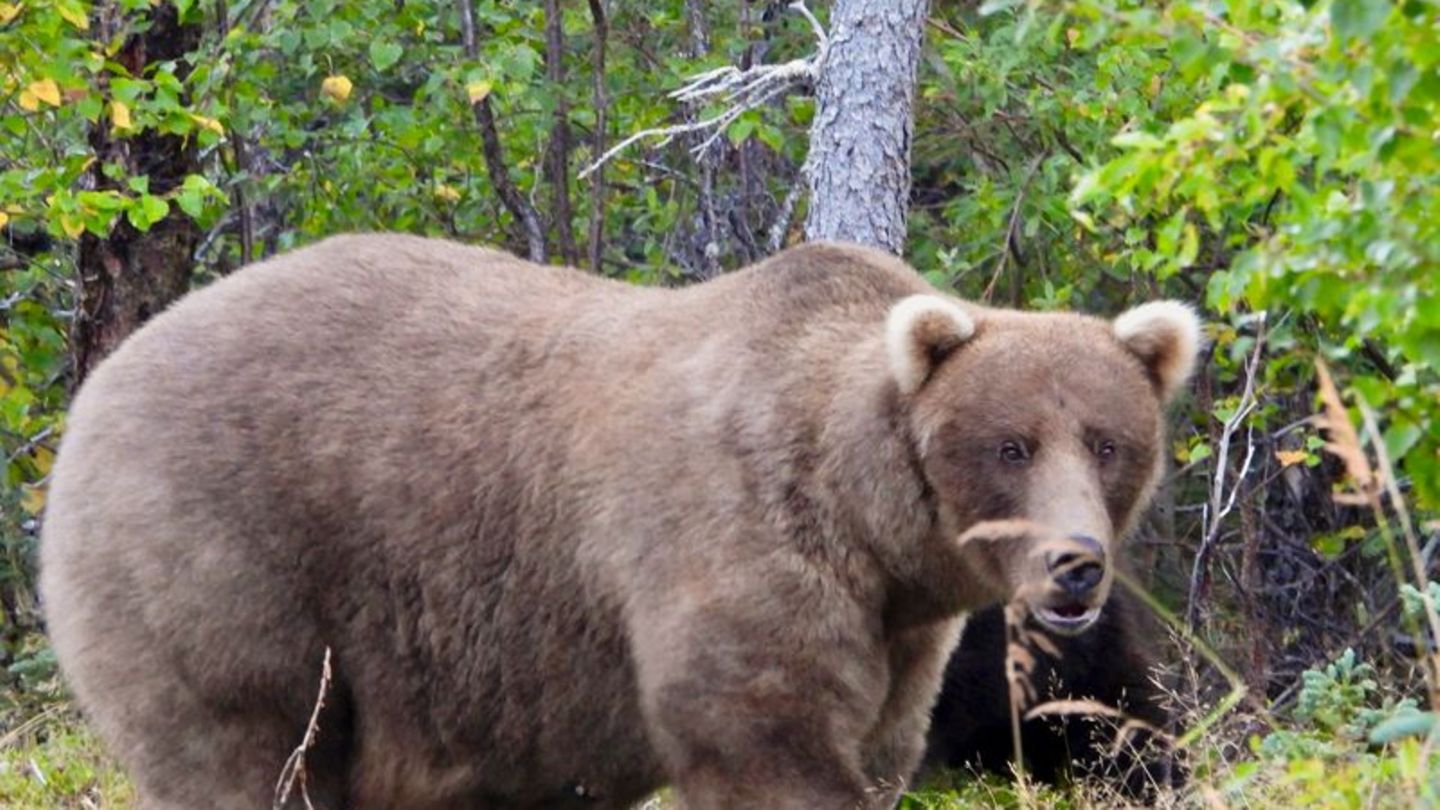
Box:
<box><xmin>802</xmin><ymin>0</ymin><xmax>930</xmax><ymax>254</ymax></box>
<box><xmin>73</xmin><ymin>2</ymin><xmax>203</xmax><ymax>387</ymax></box>
<box><xmin>585</xmin><ymin>0</ymin><xmax>608</xmax><ymax>273</ymax></box>
<box><xmin>543</xmin><ymin>0</ymin><xmax>578</xmax><ymax>266</ymax></box>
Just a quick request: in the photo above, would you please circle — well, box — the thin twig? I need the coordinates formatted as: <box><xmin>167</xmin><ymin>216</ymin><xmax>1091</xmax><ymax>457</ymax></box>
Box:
<box><xmin>981</xmin><ymin>154</ymin><xmax>1043</xmax><ymax>304</ymax></box>
<box><xmin>273</xmin><ymin>647</ymin><xmax>333</xmax><ymax>810</ymax></box>
<box><xmin>1187</xmin><ymin>315</ymin><xmax>1266</xmax><ymax>629</ymax></box>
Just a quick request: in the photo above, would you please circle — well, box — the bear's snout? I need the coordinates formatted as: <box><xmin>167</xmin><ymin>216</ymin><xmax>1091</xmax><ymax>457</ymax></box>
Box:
<box><xmin>1045</xmin><ymin>535</ymin><xmax>1106</xmax><ymax>599</ymax></box>
<box><xmin>1030</xmin><ymin>533</ymin><xmax>1108</xmax><ymax>637</ymax></box>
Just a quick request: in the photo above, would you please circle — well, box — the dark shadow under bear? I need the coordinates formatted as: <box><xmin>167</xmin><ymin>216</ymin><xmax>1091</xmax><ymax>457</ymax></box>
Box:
<box><xmin>926</xmin><ymin>587</ymin><xmax>1182</xmax><ymax>798</ymax></box>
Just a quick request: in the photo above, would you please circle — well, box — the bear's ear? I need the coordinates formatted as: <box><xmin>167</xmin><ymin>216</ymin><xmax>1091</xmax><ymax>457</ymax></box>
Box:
<box><xmin>886</xmin><ymin>295</ymin><xmax>976</xmax><ymax>396</ymax></box>
<box><xmin>1113</xmin><ymin>301</ymin><xmax>1204</xmax><ymax>404</ymax></box>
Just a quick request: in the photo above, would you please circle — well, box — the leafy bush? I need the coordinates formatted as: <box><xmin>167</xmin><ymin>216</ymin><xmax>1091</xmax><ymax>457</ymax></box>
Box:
<box><xmin>1060</xmin><ymin>0</ymin><xmax>1440</xmax><ymax>507</ymax></box>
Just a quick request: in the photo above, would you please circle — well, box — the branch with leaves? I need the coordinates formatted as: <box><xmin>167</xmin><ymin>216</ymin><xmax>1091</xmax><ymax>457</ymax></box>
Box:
<box><xmin>457</xmin><ymin>0</ymin><xmax>547</xmax><ymax>263</ymax></box>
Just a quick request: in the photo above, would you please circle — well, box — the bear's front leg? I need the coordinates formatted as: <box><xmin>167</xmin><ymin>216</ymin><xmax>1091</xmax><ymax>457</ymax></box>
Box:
<box><xmin>628</xmin><ymin>560</ymin><xmax>892</xmax><ymax>810</ymax></box>
<box><xmin>859</xmin><ymin>616</ymin><xmax>968</xmax><ymax>804</ymax></box>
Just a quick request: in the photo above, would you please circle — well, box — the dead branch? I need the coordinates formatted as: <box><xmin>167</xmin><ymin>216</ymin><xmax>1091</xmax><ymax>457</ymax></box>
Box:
<box><xmin>577</xmin><ymin>2</ymin><xmax>828</xmax><ymax>180</ymax></box>
<box><xmin>767</xmin><ymin>182</ymin><xmax>804</xmax><ymax>254</ymax></box>
<box><xmin>1187</xmin><ymin>314</ymin><xmax>1265</xmax><ymax>629</ymax></box>
<box><xmin>273</xmin><ymin>647</ymin><xmax>333</xmax><ymax>810</ymax></box>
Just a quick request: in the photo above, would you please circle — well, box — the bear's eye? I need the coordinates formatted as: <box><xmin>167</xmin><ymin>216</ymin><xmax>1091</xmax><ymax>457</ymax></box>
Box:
<box><xmin>998</xmin><ymin>440</ymin><xmax>1030</xmax><ymax>466</ymax></box>
<box><xmin>1093</xmin><ymin>439</ymin><xmax>1117</xmax><ymax>462</ymax></box>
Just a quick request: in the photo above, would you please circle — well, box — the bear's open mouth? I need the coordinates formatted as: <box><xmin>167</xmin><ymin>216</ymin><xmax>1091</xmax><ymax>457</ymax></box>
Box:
<box><xmin>1034</xmin><ymin>603</ymin><xmax>1101</xmax><ymax>636</ymax></box>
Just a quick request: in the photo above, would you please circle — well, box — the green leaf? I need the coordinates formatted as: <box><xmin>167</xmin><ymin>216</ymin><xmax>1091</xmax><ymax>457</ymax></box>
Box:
<box><xmin>978</xmin><ymin>0</ymin><xmax>1024</xmax><ymax>15</ymax></box>
<box><xmin>1331</xmin><ymin>0</ymin><xmax>1389</xmax><ymax>42</ymax></box>
<box><xmin>1368</xmin><ymin>709</ymin><xmax>1437</xmax><ymax>745</ymax></box>
<box><xmin>1111</xmin><ymin>131</ymin><xmax>1163</xmax><ymax>150</ymax></box>
<box><xmin>1382</xmin><ymin>417</ymin><xmax>1422</xmax><ymax>463</ymax></box>
<box><xmin>369</xmin><ymin>41</ymin><xmax>403</xmax><ymax>72</ymax></box>
<box><xmin>175</xmin><ymin>190</ymin><xmax>203</xmax><ymax>219</ymax></box>
<box><xmin>726</xmin><ymin>115</ymin><xmax>757</xmax><ymax>145</ymax></box>
<box><xmin>127</xmin><ymin>195</ymin><xmax>170</xmax><ymax>232</ymax></box>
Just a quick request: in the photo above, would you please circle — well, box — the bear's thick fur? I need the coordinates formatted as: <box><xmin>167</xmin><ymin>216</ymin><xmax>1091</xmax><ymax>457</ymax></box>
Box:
<box><xmin>927</xmin><ymin>587</ymin><xmax>1179</xmax><ymax>797</ymax></box>
<box><xmin>40</xmin><ymin>235</ymin><xmax>1200</xmax><ymax>810</ymax></box>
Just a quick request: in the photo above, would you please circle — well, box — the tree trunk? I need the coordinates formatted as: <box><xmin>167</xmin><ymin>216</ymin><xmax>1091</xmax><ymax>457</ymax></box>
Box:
<box><xmin>73</xmin><ymin>3</ymin><xmax>203</xmax><ymax>388</ymax></box>
<box><xmin>543</xmin><ymin>0</ymin><xmax>578</xmax><ymax>266</ymax></box>
<box><xmin>802</xmin><ymin>0</ymin><xmax>930</xmax><ymax>254</ymax></box>
<box><xmin>458</xmin><ymin>0</ymin><xmax>548</xmax><ymax>263</ymax></box>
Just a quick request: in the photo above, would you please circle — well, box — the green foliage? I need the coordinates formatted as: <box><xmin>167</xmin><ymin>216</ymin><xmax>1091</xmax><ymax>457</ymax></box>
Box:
<box><xmin>1059</xmin><ymin>0</ymin><xmax>1440</xmax><ymax>506</ymax></box>
<box><xmin>0</xmin><ymin>713</ymin><xmax>132</xmax><ymax>808</ymax></box>
<box><xmin>1220</xmin><ymin>650</ymin><xmax>1440</xmax><ymax>807</ymax></box>
<box><xmin>914</xmin><ymin>0</ymin><xmax>1440</xmax><ymax>519</ymax></box>
<box><xmin>901</xmin><ymin>773</ymin><xmax>1077</xmax><ymax>809</ymax></box>
<box><xmin>1260</xmin><ymin>648</ymin><xmax>1415</xmax><ymax>755</ymax></box>
<box><xmin>1400</xmin><ymin>580</ymin><xmax>1440</xmax><ymax>622</ymax></box>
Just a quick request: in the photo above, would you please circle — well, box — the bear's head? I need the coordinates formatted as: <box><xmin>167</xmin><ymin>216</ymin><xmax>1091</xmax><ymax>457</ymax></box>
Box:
<box><xmin>886</xmin><ymin>295</ymin><xmax>1202</xmax><ymax>634</ymax></box>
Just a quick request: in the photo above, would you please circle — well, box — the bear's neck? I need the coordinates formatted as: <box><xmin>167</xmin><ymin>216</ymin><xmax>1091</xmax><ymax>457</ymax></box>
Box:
<box><xmin>769</xmin><ymin>333</ymin><xmax>951</xmax><ymax>619</ymax></box>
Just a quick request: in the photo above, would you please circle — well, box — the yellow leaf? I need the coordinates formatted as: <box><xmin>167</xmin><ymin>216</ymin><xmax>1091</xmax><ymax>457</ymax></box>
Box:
<box><xmin>434</xmin><ymin>184</ymin><xmax>461</xmax><ymax>203</ymax></box>
<box><xmin>57</xmin><ymin>2</ymin><xmax>86</xmax><ymax>30</ymax></box>
<box><xmin>28</xmin><ymin>77</ymin><xmax>60</xmax><ymax>107</ymax></box>
<box><xmin>321</xmin><ymin>74</ymin><xmax>352</xmax><ymax>103</ymax></box>
<box><xmin>1274</xmin><ymin>449</ymin><xmax>1308</xmax><ymax>468</ymax></box>
<box><xmin>0</xmin><ymin>210</ymin><xmax>7</xmax><ymax>229</ymax></box>
<box><xmin>31</xmin><ymin>445</ymin><xmax>54</xmax><ymax>476</ymax></box>
<box><xmin>59</xmin><ymin>213</ymin><xmax>84</xmax><ymax>239</ymax></box>
<box><xmin>466</xmin><ymin>80</ymin><xmax>492</xmax><ymax>104</ymax></box>
<box><xmin>18</xmin><ymin>89</ymin><xmax>37</xmax><ymax>111</ymax></box>
<box><xmin>20</xmin><ymin>484</ymin><xmax>45</xmax><ymax>515</ymax></box>
<box><xmin>188</xmin><ymin>113</ymin><xmax>224</xmax><ymax>135</ymax></box>
<box><xmin>0</xmin><ymin>3</ymin><xmax>22</xmax><ymax>25</ymax></box>
<box><xmin>110</xmin><ymin>100</ymin><xmax>133</xmax><ymax>132</ymax></box>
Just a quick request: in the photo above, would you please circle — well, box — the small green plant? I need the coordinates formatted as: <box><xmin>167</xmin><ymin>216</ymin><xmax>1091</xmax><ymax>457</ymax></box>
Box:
<box><xmin>1259</xmin><ymin>649</ymin><xmax>1411</xmax><ymax>758</ymax></box>
<box><xmin>0</xmin><ymin>712</ymin><xmax>133</xmax><ymax>809</ymax></box>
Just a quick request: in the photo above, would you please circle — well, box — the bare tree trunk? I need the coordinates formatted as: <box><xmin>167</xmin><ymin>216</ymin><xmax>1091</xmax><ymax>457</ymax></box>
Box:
<box><xmin>585</xmin><ymin>0</ymin><xmax>608</xmax><ymax>273</ymax></box>
<box><xmin>73</xmin><ymin>2</ymin><xmax>202</xmax><ymax>387</ymax></box>
<box><xmin>802</xmin><ymin>0</ymin><xmax>930</xmax><ymax>254</ymax></box>
<box><xmin>544</xmin><ymin>0</ymin><xmax>578</xmax><ymax>266</ymax></box>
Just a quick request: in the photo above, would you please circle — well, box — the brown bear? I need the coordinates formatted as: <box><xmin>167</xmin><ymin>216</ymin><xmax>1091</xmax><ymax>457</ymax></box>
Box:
<box><xmin>39</xmin><ymin>235</ymin><xmax>1200</xmax><ymax>810</ymax></box>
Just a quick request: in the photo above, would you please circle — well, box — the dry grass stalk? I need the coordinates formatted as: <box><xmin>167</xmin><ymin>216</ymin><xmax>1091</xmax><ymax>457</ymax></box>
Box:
<box><xmin>1003</xmin><ymin>601</ymin><xmax>1037</xmax><ymax>807</ymax></box>
<box><xmin>273</xmin><ymin>647</ymin><xmax>333</xmax><ymax>810</ymax></box>
<box><xmin>0</xmin><ymin>704</ymin><xmax>63</xmax><ymax>751</ymax></box>
<box><xmin>1313</xmin><ymin>358</ymin><xmax>1440</xmax><ymax>714</ymax></box>
<box><xmin>1312</xmin><ymin>359</ymin><xmax>1380</xmax><ymax>506</ymax></box>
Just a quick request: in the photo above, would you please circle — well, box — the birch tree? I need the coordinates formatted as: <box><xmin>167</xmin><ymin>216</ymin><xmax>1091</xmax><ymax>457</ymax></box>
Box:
<box><xmin>802</xmin><ymin>0</ymin><xmax>931</xmax><ymax>254</ymax></box>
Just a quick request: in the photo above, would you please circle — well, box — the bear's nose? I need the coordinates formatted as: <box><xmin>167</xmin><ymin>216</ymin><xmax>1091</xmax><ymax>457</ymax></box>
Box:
<box><xmin>1045</xmin><ymin>535</ymin><xmax>1106</xmax><ymax>599</ymax></box>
